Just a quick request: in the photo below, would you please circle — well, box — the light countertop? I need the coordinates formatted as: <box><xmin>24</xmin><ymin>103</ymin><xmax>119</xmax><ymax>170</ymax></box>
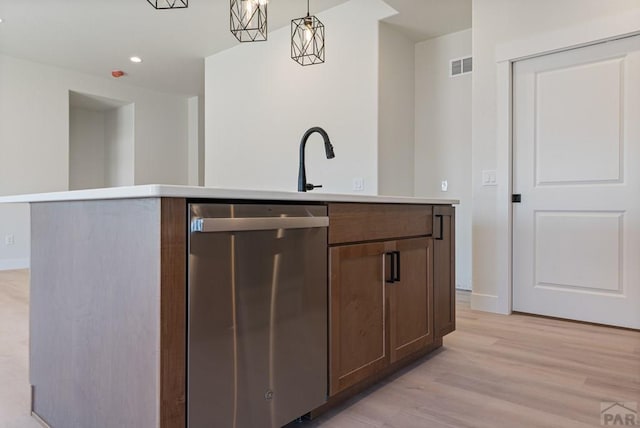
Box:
<box><xmin>0</xmin><ymin>185</ymin><xmax>459</xmax><ymax>205</ymax></box>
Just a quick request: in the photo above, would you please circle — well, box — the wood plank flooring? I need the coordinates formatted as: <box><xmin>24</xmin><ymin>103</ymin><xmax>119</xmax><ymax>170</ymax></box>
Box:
<box><xmin>296</xmin><ymin>294</ymin><xmax>640</xmax><ymax>427</ymax></box>
<box><xmin>1</xmin><ymin>270</ymin><xmax>638</xmax><ymax>428</ymax></box>
<box><xmin>0</xmin><ymin>270</ymin><xmax>40</xmax><ymax>428</ymax></box>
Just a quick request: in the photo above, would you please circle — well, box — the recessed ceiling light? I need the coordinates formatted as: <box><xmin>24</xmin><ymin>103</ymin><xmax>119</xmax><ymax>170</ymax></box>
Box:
<box><xmin>0</xmin><ymin>18</ymin><xmax>4</xmax><ymax>24</ymax></box>
<box><xmin>130</xmin><ymin>56</ymin><xmax>143</xmax><ymax>63</ymax></box>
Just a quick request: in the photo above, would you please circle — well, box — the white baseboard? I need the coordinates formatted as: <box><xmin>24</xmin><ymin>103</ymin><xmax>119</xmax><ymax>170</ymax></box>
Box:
<box><xmin>471</xmin><ymin>292</ymin><xmax>500</xmax><ymax>313</ymax></box>
<box><xmin>0</xmin><ymin>258</ymin><xmax>30</xmax><ymax>271</ymax></box>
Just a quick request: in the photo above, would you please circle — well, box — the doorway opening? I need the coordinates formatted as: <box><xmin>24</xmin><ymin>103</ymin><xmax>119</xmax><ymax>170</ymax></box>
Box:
<box><xmin>68</xmin><ymin>91</ymin><xmax>135</xmax><ymax>190</ymax></box>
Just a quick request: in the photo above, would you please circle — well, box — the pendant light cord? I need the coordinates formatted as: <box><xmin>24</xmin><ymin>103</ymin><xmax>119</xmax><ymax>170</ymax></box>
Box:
<box><xmin>307</xmin><ymin>0</ymin><xmax>310</xmax><ymax>17</ymax></box>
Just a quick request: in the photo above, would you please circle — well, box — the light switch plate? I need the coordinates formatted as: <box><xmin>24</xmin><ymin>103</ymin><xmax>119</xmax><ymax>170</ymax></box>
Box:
<box><xmin>441</xmin><ymin>180</ymin><xmax>448</xmax><ymax>192</ymax></box>
<box><xmin>5</xmin><ymin>234</ymin><xmax>15</xmax><ymax>246</ymax></box>
<box><xmin>482</xmin><ymin>170</ymin><xmax>497</xmax><ymax>186</ymax></box>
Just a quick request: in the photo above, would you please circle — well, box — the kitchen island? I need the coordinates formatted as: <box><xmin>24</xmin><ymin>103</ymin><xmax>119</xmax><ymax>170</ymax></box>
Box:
<box><xmin>0</xmin><ymin>185</ymin><xmax>457</xmax><ymax>428</ymax></box>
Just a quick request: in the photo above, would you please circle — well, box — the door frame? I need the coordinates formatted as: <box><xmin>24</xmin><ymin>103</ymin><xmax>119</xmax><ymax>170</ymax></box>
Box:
<box><xmin>493</xmin><ymin>9</ymin><xmax>640</xmax><ymax>315</ymax></box>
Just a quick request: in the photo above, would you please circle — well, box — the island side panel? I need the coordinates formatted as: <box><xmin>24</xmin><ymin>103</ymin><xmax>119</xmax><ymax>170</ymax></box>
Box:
<box><xmin>160</xmin><ymin>198</ymin><xmax>187</xmax><ymax>428</ymax></box>
<box><xmin>30</xmin><ymin>199</ymin><xmax>162</xmax><ymax>428</ymax></box>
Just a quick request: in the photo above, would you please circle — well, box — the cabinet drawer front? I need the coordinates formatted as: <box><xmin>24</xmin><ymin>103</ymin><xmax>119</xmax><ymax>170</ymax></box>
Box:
<box><xmin>328</xmin><ymin>204</ymin><xmax>433</xmax><ymax>245</ymax></box>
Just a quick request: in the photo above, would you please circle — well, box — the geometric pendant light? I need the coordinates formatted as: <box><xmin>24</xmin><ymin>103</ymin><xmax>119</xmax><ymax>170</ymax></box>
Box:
<box><xmin>291</xmin><ymin>0</ymin><xmax>325</xmax><ymax>66</ymax></box>
<box><xmin>147</xmin><ymin>0</ymin><xmax>188</xmax><ymax>9</ymax></box>
<box><xmin>230</xmin><ymin>0</ymin><xmax>268</xmax><ymax>42</ymax></box>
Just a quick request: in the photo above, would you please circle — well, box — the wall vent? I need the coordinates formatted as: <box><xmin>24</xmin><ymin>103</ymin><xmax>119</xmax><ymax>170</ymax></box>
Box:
<box><xmin>450</xmin><ymin>56</ymin><xmax>473</xmax><ymax>77</ymax></box>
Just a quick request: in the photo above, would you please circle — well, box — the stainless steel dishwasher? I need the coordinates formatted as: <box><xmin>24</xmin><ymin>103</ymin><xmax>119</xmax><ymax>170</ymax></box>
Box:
<box><xmin>188</xmin><ymin>203</ymin><xmax>328</xmax><ymax>428</ymax></box>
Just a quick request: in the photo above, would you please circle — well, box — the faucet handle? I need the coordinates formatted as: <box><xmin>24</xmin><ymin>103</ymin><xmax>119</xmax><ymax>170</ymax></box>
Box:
<box><xmin>305</xmin><ymin>183</ymin><xmax>323</xmax><ymax>191</ymax></box>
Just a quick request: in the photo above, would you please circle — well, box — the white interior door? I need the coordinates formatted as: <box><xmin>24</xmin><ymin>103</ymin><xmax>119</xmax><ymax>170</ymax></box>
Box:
<box><xmin>513</xmin><ymin>35</ymin><xmax>640</xmax><ymax>329</ymax></box>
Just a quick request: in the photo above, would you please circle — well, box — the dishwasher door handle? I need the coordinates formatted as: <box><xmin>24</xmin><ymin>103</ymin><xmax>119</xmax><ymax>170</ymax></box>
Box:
<box><xmin>191</xmin><ymin>216</ymin><xmax>329</xmax><ymax>233</ymax></box>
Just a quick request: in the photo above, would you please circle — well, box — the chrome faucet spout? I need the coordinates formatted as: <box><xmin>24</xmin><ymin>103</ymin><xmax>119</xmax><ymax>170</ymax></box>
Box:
<box><xmin>298</xmin><ymin>127</ymin><xmax>335</xmax><ymax>192</ymax></box>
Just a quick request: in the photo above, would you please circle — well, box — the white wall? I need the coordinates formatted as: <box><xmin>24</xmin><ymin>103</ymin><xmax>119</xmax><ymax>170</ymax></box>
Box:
<box><xmin>378</xmin><ymin>22</ymin><xmax>415</xmax><ymax>197</ymax></box>
<box><xmin>187</xmin><ymin>96</ymin><xmax>199</xmax><ymax>186</ymax></box>
<box><xmin>0</xmin><ymin>53</ymin><xmax>190</xmax><ymax>269</ymax></box>
<box><xmin>415</xmin><ymin>28</ymin><xmax>472</xmax><ymax>290</ymax></box>
<box><xmin>69</xmin><ymin>108</ymin><xmax>106</xmax><ymax>190</ymax></box>
<box><xmin>69</xmin><ymin>104</ymin><xmax>136</xmax><ymax>189</ymax></box>
<box><xmin>0</xmin><ymin>204</ymin><xmax>29</xmax><ymax>271</ymax></box>
<box><xmin>197</xmin><ymin>95</ymin><xmax>205</xmax><ymax>186</ymax></box>
<box><xmin>133</xmin><ymin>98</ymin><xmax>187</xmax><ymax>185</ymax></box>
<box><xmin>105</xmin><ymin>104</ymin><xmax>135</xmax><ymax>187</ymax></box>
<box><xmin>187</xmin><ymin>96</ymin><xmax>205</xmax><ymax>186</ymax></box>
<box><xmin>471</xmin><ymin>0</ymin><xmax>640</xmax><ymax>311</ymax></box>
<box><xmin>205</xmin><ymin>0</ymin><xmax>396</xmax><ymax>194</ymax></box>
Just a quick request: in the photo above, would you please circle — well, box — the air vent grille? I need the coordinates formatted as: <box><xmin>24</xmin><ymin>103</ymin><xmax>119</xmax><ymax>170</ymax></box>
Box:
<box><xmin>450</xmin><ymin>56</ymin><xmax>473</xmax><ymax>77</ymax></box>
<box><xmin>463</xmin><ymin>57</ymin><xmax>473</xmax><ymax>73</ymax></box>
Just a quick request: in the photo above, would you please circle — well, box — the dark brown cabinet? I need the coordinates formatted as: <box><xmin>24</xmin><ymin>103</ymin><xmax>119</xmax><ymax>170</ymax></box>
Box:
<box><xmin>329</xmin><ymin>242</ymin><xmax>389</xmax><ymax>396</ymax></box>
<box><xmin>433</xmin><ymin>206</ymin><xmax>456</xmax><ymax>337</ymax></box>
<box><xmin>389</xmin><ymin>237</ymin><xmax>434</xmax><ymax>364</ymax></box>
<box><xmin>329</xmin><ymin>238</ymin><xmax>434</xmax><ymax>396</ymax></box>
<box><xmin>326</xmin><ymin>203</ymin><xmax>449</xmax><ymax>398</ymax></box>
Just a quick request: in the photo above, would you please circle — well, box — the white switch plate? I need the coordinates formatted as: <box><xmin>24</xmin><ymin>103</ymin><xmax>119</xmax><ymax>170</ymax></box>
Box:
<box><xmin>482</xmin><ymin>170</ymin><xmax>497</xmax><ymax>186</ymax></box>
<box><xmin>353</xmin><ymin>178</ymin><xmax>364</xmax><ymax>192</ymax></box>
<box><xmin>441</xmin><ymin>180</ymin><xmax>448</xmax><ymax>192</ymax></box>
<box><xmin>5</xmin><ymin>234</ymin><xmax>15</xmax><ymax>246</ymax></box>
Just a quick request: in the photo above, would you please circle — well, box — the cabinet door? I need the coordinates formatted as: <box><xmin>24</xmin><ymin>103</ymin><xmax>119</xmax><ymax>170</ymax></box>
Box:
<box><xmin>329</xmin><ymin>242</ymin><xmax>389</xmax><ymax>396</ymax></box>
<box><xmin>433</xmin><ymin>206</ymin><xmax>456</xmax><ymax>337</ymax></box>
<box><xmin>389</xmin><ymin>237</ymin><xmax>434</xmax><ymax>363</ymax></box>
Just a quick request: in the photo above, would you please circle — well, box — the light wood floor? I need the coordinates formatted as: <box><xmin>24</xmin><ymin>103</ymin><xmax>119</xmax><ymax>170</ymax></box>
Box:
<box><xmin>1</xmin><ymin>270</ymin><xmax>638</xmax><ymax>428</ymax></box>
<box><xmin>0</xmin><ymin>270</ymin><xmax>40</xmax><ymax>428</ymax></box>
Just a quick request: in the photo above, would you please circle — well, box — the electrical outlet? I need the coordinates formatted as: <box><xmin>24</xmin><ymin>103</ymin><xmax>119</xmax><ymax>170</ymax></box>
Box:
<box><xmin>5</xmin><ymin>234</ymin><xmax>15</xmax><ymax>246</ymax></box>
<box><xmin>353</xmin><ymin>178</ymin><xmax>364</xmax><ymax>192</ymax></box>
<box><xmin>441</xmin><ymin>180</ymin><xmax>448</xmax><ymax>192</ymax></box>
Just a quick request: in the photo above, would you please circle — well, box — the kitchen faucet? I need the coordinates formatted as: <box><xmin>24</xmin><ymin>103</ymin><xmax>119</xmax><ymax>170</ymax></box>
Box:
<box><xmin>298</xmin><ymin>127</ymin><xmax>335</xmax><ymax>192</ymax></box>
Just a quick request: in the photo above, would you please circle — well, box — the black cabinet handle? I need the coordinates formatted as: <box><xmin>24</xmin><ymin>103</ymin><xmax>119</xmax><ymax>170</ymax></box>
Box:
<box><xmin>435</xmin><ymin>215</ymin><xmax>444</xmax><ymax>240</ymax></box>
<box><xmin>385</xmin><ymin>252</ymin><xmax>395</xmax><ymax>284</ymax></box>
<box><xmin>385</xmin><ymin>251</ymin><xmax>402</xmax><ymax>283</ymax></box>
<box><xmin>393</xmin><ymin>251</ymin><xmax>401</xmax><ymax>282</ymax></box>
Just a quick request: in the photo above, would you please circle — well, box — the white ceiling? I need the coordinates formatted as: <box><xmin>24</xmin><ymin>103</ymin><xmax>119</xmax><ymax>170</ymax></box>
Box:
<box><xmin>0</xmin><ymin>0</ymin><xmax>470</xmax><ymax>96</ymax></box>
<box><xmin>383</xmin><ymin>0</ymin><xmax>471</xmax><ymax>42</ymax></box>
<box><xmin>69</xmin><ymin>91</ymin><xmax>131</xmax><ymax>112</ymax></box>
